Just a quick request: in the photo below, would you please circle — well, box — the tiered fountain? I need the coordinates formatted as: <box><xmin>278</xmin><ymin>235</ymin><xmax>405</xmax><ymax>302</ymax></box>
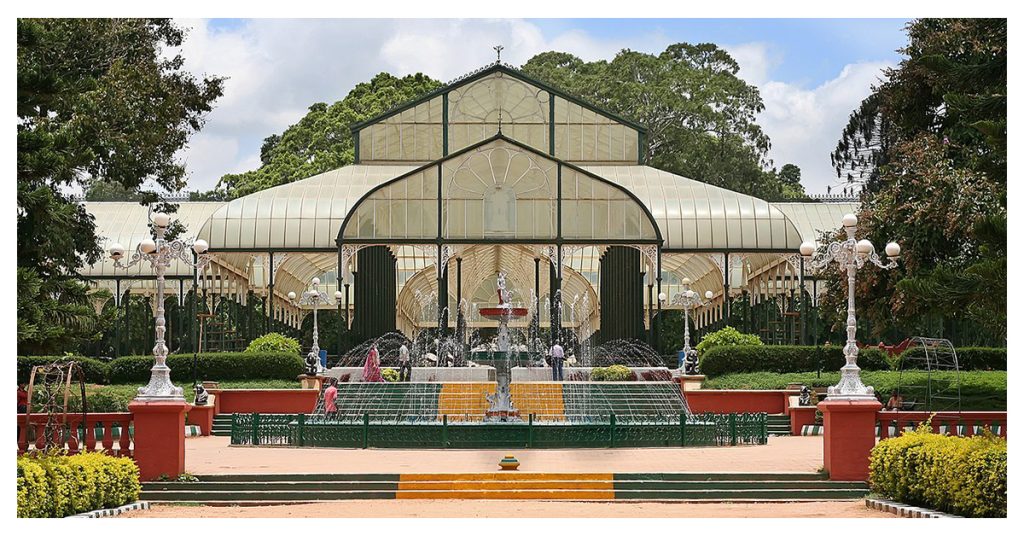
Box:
<box><xmin>476</xmin><ymin>272</ymin><xmax>528</xmax><ymax>422</ymax></box>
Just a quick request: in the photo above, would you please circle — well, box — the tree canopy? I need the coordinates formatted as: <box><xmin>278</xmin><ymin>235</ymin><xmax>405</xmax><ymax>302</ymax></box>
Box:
<box><xmin>17</xmin><ymin>18</ymin><xmax>223</xmax><ymax>354</ymax></box>
<box><xmin>824</xmin><ymin>18</ymin><xmax>1006</xmax><ymax>345</ymax></box>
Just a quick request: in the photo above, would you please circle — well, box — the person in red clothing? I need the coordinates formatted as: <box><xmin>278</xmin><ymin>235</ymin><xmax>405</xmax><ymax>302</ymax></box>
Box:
<box><xmin>323</xmin><ymin>378</ymin><xmax>338</xmax><ymax>419</ymax></box>
<box><xmin>17</xmin><ymin>384</ymin><xmax>28</xmax><ymax>413</ymax></box>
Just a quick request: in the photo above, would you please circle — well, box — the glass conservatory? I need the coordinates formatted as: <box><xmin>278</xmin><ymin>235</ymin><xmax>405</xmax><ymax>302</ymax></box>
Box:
<box><xmin>79</xmin><ymin>62</ymin><xmax>858</xmax><ymax>356</ymax></box>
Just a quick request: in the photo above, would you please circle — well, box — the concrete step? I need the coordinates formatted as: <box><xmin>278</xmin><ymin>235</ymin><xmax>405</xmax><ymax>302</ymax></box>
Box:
<box><xmin>141</xmin><ymin>487</ymin><xmax>867</xmax><ymax>502</ymax></box>
<box><xmin>139</xmin><ymin>472</ymin><xmax>867</xmax><ymax>503</ymax></box>
<box><xmin>143</xmin><ymin>479</ymin><xmax>863</xmax><ymax>492</ymax></box>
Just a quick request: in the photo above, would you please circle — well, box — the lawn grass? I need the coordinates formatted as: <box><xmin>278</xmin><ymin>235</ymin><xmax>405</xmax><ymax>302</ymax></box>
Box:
<box><xmin>702</xmin><ymin>370</ymin><xmax>1007</xmax><ymax>411</ymax></box>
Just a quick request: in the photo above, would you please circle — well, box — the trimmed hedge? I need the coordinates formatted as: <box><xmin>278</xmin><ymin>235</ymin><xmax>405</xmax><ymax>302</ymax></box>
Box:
<box><xmin>108</xmin><ymin>352</ymin><xmax>304</xmax><ymax>383</ymax></box>
<box><xmin>17</xmin><ymin>453</ymin><xmax>141</xmax><ymax>518</ymax></box>
<box><xmin>703</xmin><ymin>371</ymin><xmax>1007</xmax><ymax>411</ymax></box>
<box><xmin>700</xmin><ymin>345</ymin><xmax>889</xmax><ymax>377</ymax></box>
<box><xmin>17</xmin><ymin>356</ymin><xmax>111</xmax><ymax>385</ymax></box>
<box><xmin>896</xmin><ymin>346</ymin><xmax>1006</xmax><ymax>371</ymax></box>
<box><xmin>870</xmin><ymin>428</ymin><xmax>1006</xmax><ymax>517</ymax></box>
<box><xmin>700</xmin><ymin>345</ymin><xmax>1006</xmax><ymax>377</ymax></box>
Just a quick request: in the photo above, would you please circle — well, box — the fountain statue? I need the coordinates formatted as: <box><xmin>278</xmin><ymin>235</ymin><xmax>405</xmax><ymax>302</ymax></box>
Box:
<box><xmin>477</xmin><ymin>272</ymin><xmax>528</xmax><ymax>421</ymax></box>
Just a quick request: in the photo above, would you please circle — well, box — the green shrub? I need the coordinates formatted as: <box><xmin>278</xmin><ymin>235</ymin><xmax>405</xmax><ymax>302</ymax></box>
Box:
<box><xmin>108</xmin><ymin>352</ymin><xmax>304</xmax><ymax>383</ymax></box>
<box><xmin>870</xmin><ymin>427</ymin><xmax>1006</xmax><ymax>517</ymax></box>
<box><xmin>700</xmin><ymin>345</ymin><xmax>889</xmax><ymax>376</ymax></box>
<box><xmin>245</xmin><ymin>333</ymin><xmax>301</xmax><ymax>355</ymax></box>
<box><xmin>17</xmin><ymin>356</ymin><xmax>111</xmax><ymax>385</ymax></box>
<box><xmin>695</xmin><ymin>326</ymin><xmax>762</xmax><ymax>356</ymax></box>
<box><xmin>381</xmin><ymin>368</ymin><xmax>399</xmax><ymax>382</ymax></box>
<box><xmin>17</xmin><ymin>452</ymin><xmax>140</xmax><ymax>518</ymax></box>
<box><xmin>591</xmin><ymin>365</ymin><xmax>634</xmax><ymax>381</ymax></box>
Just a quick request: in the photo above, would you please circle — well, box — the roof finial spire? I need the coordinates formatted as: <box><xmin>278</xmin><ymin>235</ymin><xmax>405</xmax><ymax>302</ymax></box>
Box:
<box><xmin>493</xmin><ymin>44</ymin><xmax>504</xmax><ymax>65</ymax></box>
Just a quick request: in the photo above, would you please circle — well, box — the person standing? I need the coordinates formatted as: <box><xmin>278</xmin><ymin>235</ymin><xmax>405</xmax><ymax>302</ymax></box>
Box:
<box><xmin>398</xmin><ymin>344</ymin><xmax>412</xmax><ymax>382</ymax></box>
<box><xmin>323</xmin><ymin>378</ymin><xmax>338</xmax><ymax>418</ymax></box>
<box><xmin>550</xmin><ymin>342</ymin><xmax>564</xmax><ymax>381</ymax></box>
<box><xmin>362</xmin><ymin>343</ymin><xmax>383</xmax><ymax>382</ymax></box>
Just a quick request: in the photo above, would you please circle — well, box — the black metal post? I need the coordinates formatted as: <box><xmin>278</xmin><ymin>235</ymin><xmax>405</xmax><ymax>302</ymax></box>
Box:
<box><xmin>344</xmin><ymin>282</ymin><xmax>351</xmax><ymax>330</ymax></box>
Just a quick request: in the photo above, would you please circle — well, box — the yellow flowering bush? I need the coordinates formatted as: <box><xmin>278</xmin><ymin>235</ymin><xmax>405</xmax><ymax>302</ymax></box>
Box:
<box><xmin>869</xmin><ymin>425</ymin><xmax>1006</xmax><ymax>517</ymax></box>
<box><xmin>16</xmin><ymin>452</ymin><xmax>140</xmax><ymax>518</ymax></box>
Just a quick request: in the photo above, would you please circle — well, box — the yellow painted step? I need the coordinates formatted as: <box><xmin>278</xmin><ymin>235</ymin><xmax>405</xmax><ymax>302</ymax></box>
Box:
<box><xmin>510</xmin><ymin>382</ymin><xmax>565</xmax><ymax>421</ymax></box>
<box><xmin>398</xmin><ymin>480</ymin><xmax>612</xmax><ymax>490</ymax></box>
<box><xmin>437</xmin><ymin>382</ymin><xmax>495</xmax><ymax>422</ymax></box>
<box><xmin>400</xmin><ymin>473</ymin><xmax>612</xmax><ymax>481</ymax></box>
<box><xmin>395</xmin><ymin>490</ymin><xmax>616</xmax><ymax>500</ymax></box>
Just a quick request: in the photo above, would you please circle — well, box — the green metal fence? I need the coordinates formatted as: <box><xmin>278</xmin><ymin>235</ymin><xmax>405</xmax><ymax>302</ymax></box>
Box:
<box><xmin>230</xmin><ymin>412</ymin><xmax>768</xmax><ymax>449</ymax></box>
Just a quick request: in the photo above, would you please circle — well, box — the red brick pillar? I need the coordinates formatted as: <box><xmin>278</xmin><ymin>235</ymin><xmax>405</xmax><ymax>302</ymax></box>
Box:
<box><xmin>129</xmin><ymin>400</ymin><xmax>188</xmax><ymax>481</ymax></box>
<box><xmin>820</xmin><ymin>399</ymin><xmax>881</xmax><ymax>481</ymax></box>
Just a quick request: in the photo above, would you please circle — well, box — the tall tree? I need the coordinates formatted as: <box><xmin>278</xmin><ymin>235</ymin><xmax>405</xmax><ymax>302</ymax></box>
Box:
<box><xmin>17</xmin><ymin>18</ymin><xmax>223</xmax><ymax>354</ymax></box>
<box><xmin>823</xmin><ymin>18</ymin><xmax>1006</xmax><ymax>344</ymax></box>
<box><xmin>522</xmin><ymin>45</ymin><xmax>801</xmax><ymax>200</ymax></box>
<box><xmin>219</xmin><ymin>73</ymin><xmax>442</xmax><ymax>198</ymax></box>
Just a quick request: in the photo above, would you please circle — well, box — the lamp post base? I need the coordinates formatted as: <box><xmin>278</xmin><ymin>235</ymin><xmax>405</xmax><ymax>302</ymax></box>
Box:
<box><xmin>820</xmin><ymin>398</ymin><xmax>881</xmax><ymax>481</ymax></box>
<box><xmin>129</xmin><ymin>400</ymin><xmax>189</xmax><ymax>481</ymax></box>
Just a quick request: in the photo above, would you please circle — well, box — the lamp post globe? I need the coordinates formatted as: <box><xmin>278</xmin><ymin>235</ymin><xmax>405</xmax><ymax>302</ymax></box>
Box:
<box><xmin>193</xmin><ymin>239</ymin><xmax>209</xmax><ymax>255</ymax></box>
<box><xmin>152</xmin><ymin>212</ymin><xmax>171</xmax><ymax>228</ymax></box>
<box><xmin>109</xmin><ymin>243</ymin><xmax>125</xmax><ymax>260</ymax></box>
<box><xmin>139</xmin><ymin>239</ymin><xmax>157</xmax><ymax>254</ymax></box>
<box><xmin>842</xmin><ymin>213</ymin><xmax>858</xmax><ymax>228</ymax></box>
<box><xmin>799</xmin><ymin>241</ymin><xmax>816</xmax><ymax>258</ymax></box>
<box><xmin>885</xmin><ymin>242</ymin><xmax>901</xmax><ymax>258</ymax></box>
<box><xmin>287</xmin><ymin>291</ymin><xmax>297</xmax><ymax>302</ymax></box>
<box><xmin>856</xmin><ymin>239</ymin><xmax>874</xmax><ymax>255</ymax></box>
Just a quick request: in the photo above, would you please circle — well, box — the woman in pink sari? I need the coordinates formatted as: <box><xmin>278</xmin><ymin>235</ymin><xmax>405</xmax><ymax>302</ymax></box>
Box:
<box><xmin>362</xmin><ymin>343</ymin><xmax>384</xmax><ymax>382</ymax></box>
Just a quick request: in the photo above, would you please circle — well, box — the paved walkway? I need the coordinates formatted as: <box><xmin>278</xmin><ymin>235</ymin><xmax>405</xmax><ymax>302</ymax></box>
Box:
<box><xmin>185</xmin><ymin>436</ymin><xmax>824</xmax><ymax>475</ymax></box>
<box><xmin>124</xmin><ymin>500</ymin><xmax>893</xmax><ymax>518</ymax></box>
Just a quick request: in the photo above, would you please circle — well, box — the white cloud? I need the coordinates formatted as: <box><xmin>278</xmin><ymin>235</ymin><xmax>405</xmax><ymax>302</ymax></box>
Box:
<box><xmin>723</xmin><ymin>42</ymin><xmax>781</xmax><ymax>86</ymax></box>
<box><xmin>755</xmin><ymin>62</ymin><xmax>891</xmax><ymax>194</ymax></box>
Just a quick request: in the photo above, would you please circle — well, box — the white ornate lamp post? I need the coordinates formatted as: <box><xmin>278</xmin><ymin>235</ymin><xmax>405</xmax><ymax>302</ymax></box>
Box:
<box><xmin>288</xmin><ymin>277</ymin><xmax>343</xmax><ymax>374</ymax></box>
<box><xmin>660</xmin><ymin>278</ymin><xmax>714</xmax><ymax>369</ymax></box>
<box><xmin>109</xmin><ymin>212</ymin><xmax>211</xmax><ymax>401</ymax></box>
<box><xmin>800</xmin><ymin>213</ymin><xmax>900</xmax><ymax>400</ymax></box>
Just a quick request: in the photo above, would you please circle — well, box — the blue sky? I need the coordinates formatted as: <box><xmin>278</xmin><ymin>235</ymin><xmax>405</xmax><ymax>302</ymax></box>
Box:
<box><xmin>175</xmin><ymin>18</ymin><xmax>910</xmax><ymax>194</ymax></box>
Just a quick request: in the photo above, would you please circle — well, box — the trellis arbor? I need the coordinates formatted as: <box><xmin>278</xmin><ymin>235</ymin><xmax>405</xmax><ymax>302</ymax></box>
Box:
<box><xmin>80</xmin><ymin>62</ymin><xmax>856</xmax><ymax>358</ymax></box>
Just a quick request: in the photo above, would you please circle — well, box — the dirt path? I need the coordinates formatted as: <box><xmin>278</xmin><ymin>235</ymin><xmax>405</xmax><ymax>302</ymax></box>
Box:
<box><xmin>124</xmin><ymin>500</ymin><xmax>892</xmax><ymax>518</ymax></box>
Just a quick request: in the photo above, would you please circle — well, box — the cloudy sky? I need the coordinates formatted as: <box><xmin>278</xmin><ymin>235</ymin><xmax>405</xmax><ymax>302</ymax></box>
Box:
<box><xmin>171</xmin><ymin>18</ymin><xmax>909</xmax><ymax>195</ymax></box>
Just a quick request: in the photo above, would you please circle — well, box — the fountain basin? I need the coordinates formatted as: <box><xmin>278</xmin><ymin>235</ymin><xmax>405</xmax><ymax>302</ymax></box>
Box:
<box><xmin>478</xmin><ymin>306</ymin><xmax>529</xmax><ymax>319</ymax></box>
